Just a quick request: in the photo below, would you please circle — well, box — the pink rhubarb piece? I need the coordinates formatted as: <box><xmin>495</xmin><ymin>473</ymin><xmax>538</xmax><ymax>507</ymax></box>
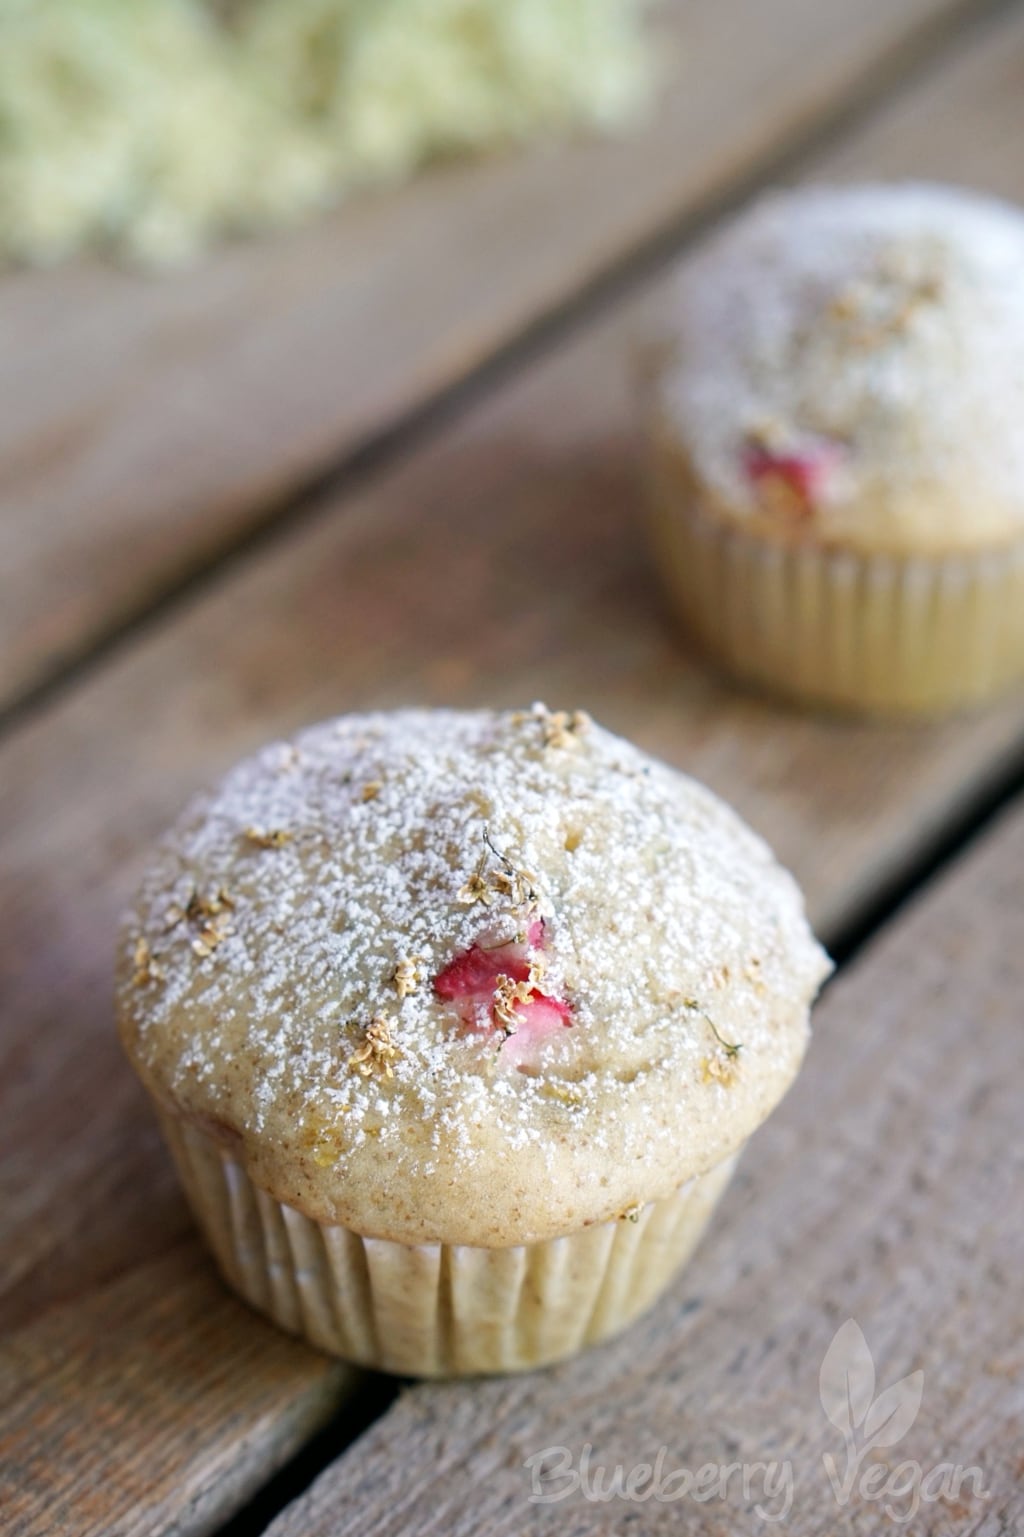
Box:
<box><xmin>434</xmin><ymin>918</ymin><xmax>571</xmax><ymax>1061</ymax></box>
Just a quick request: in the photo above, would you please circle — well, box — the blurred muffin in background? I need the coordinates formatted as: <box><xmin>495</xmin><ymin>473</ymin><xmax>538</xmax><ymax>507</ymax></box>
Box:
<box><xmin>644</xmin><ymin>182</ymin><xmax>1024</xmax><ymax>717</ymax></box>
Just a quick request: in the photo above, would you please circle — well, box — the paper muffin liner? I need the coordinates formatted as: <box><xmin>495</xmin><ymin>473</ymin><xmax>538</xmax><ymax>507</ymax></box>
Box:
<box><xmin>647</xmin><ymin>434</ymin><xmax>1024</xmax><ymax>717</ymax></box>
<box><xmin>158</xmin><ymin>1110</ymin><xmax>739</xmax><ymax>1377</ymax></box>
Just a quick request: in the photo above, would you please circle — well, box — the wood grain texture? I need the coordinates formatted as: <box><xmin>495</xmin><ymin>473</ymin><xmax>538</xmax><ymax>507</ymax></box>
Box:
<box><xmin>260</xmin><ymin>791</ymin><xmax>1024</xmax><ymax>1537</ymax></box>
<box><xmin>0</xmin><ymin>0</ymin><xmax>995</xmax><ymax>712</ymax></box>
<box><xmin>5</xmin><ymin>9</ymin><xmax>1024</xmax><ymax>1536</ymax></box>
<box><xmin>0</xmin><ymin>1248</ymin><xmax>351</xmax><ymax>1537</ymax></box>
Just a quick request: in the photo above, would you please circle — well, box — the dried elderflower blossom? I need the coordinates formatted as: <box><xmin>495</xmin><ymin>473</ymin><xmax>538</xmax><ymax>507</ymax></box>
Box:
<box><xmin>456</xmin><ymin>830</ymin><xmax>540</xmax><ymax>914</ymax></box>
<box><xmin>542</xmin><ymin>1081</ymin><xmax>585</xmax><ymax>1108</ymax></box>
<box><xmin>348</xmin><ymin>1015</ymin><xmax>401</xmax><ymax>1079</ymax></box>
<box><xmin>701</xmin><ymin>1053</ymin><xmax>740</xmax><ymax>1088</ymax></box>
<box><xmin>392</xmin><ymin>956</ymin><xmax>422</xmax><ymax>998</ymax></box>
<box><xmin>482</xmin><ymin>831</ymin><xmax>539</xmax><ymax>911</ymax></box>
<box><xmin>243</xmin><ymin>826</ymin><xmax>294</xmax><ymax>849</ymax></box>
<box><xmin>161</xmin><ymin>884</ymin><xmax>236</xmax><ymax>957</ymax></box>
<box><xmin>492</xmin><ymin>973</ymin><xmax>536</xmax><ymax>1036</ymax></box>
<box><xmin>186</xmin><ymin>886</ymin><xmax>235</xmax><ymax>921</ymax></box>
<box><xmin>191</xmin><ymin>912</ymin><xmax>233</xmax><ymax>958</ymax></box>
<box><xmin>528</xmin><ymin>702</ymin><xmax>591</xmax><ymax>750</ymax></box>
<box><xmin>457</xmin><ymin>869</ymin><xmax>493</xmax><ymax>906</ymax></box>
<box><xmin>131</xmin><ymin>936</ymin><xmax>166</xmax><ymax>987</ymax></box>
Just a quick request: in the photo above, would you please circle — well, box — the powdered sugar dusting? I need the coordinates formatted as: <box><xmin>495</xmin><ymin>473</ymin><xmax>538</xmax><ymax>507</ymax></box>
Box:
<box><xmin>655</xmin><ymin>182</ymin><xmax>1024</xmax><ymax>553</ymax></box>
<box><xmin>118</xmin><ymin>707</ymin><xmax>830</xmax><ymax>1244</ymax></box>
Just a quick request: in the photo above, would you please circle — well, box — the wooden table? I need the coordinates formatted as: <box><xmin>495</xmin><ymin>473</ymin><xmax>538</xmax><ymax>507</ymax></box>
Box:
<box><xmin>2</xmin><ymin>1</ymin><xmax>1023</xmax><ymax>1532</ymax></box>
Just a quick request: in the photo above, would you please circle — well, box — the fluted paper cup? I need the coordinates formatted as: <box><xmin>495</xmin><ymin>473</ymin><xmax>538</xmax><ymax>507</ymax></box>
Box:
<box><xmin>159</xmin><ymin>1110</ymin><xmax>738</xmax><ymax>1378</ymax></box>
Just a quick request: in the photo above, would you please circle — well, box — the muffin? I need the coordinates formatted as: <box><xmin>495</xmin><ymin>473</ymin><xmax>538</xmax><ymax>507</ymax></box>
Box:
<box><xmin>645</xmin><ymin>182</ymin><xmax>1024</xmax><ymax>716</ymax></box>
<box><xmin>117</xmin><ymin>706</ymin><xmax>829</xmax><ymax>1376</ymax></box>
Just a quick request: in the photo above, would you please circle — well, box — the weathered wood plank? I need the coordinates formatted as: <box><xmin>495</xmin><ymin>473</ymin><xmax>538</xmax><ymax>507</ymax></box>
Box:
<box><xmin>259</xmin><ymin>785</ymin><xmax>1024</xmax><ymax>1537</ymax></box>
<box><xmin>5</xmin><ymin>9</ymin><xmax>1024</xmax><ymax>1535</ymax></box>
<box><xmin>0</xmin><ymin>0</ymin><xmax>998</xmax><ymax>712</ymax></box>
<box><xmin>0</xmin><ymin>1249</ymin><xmax>351</xmax><ymax>1537</ymax></box>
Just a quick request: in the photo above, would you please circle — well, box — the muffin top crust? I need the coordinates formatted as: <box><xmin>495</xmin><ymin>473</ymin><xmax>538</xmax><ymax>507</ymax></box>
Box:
<box><xmin>117</xmin><ymin>707</ymin><xmax>829</xmax><ymax>1246</ymax></box>
<box><xmin>651</xmin><ymin>182</ymin><xmax>1024</xmax><ymax>555</ymax></box>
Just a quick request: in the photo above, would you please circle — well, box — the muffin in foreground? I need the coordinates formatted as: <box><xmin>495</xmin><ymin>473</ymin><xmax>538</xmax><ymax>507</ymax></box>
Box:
<box><xmin>645</xmin><ymin>182</ymin><xmax>1024</xmax><ymax>717</ymax></box>
<box><xmin>117</xmin><ymin>706</ymin><xmax>829</xmax><ymax>1376</ymax></box>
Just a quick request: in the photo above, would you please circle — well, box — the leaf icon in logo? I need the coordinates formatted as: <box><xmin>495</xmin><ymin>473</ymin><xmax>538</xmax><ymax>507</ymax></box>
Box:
<box><xmin>819</xmin><ymin>1319</ymin><xmax>876</xmax><ymax>1435</ymax></box>
<box><xmin>862</xmin><ymin>1371</ymin><xmax>924</xmax><ymax>1450</ymax></box>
